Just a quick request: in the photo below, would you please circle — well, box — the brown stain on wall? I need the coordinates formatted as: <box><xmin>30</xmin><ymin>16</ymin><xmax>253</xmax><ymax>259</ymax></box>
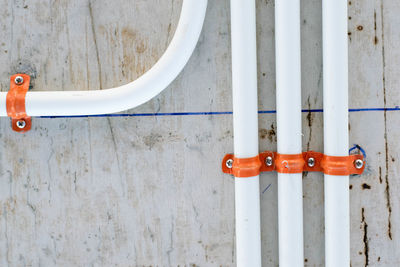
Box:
<box><xmin>120</xmin><ymin>27</ymin><xmax>154</xmax><ymax>80</ymax></box>
<box><xmin>362</xmin><ymin>183</ymin><xmax>371</xmax><ymax>190</ymax></box>
<box><xmin>135</xmin><ymin>39</ymin><xmax>147</xmax><ymax>54</ymax></box>
<box><xmin>374</xmin><ymin>10</ymin><xmax>379</xmax><ymax>45</ymax></box>
<box><xmin>380</xmin><ymin>1</ymin><xmax>393</xmax><ymax>241</ymax></box>
<box><xmin>121</xmin><ymin>27</ymin><xmax>139</xmax><ymax>78</ymax></box>
<box><xmin>306</xmin><ymin>96</ymin><xmax>313</xmax><ymax>151</ymax></box>
<box><xmin>361</xmin><ymin>208</ymin><xmax>369</xmax><ymax>266</ymax></box>
<box><xmin>259</xmin><ymin>124</ymin><xmax>276</xmax><ymax>143</ymax></box>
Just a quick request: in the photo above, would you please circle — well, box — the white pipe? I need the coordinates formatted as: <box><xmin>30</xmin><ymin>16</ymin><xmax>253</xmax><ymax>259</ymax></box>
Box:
<box><xmin>230</xmin><ymin>0</ymin><xmax>261</xmax><ymax>266</ymax></box>
<box><xmin>234</xmin><ymin>178</ymin><xmax>262</xmax><ymax>266</ymax></box>
<box><xmin>323</xmin><ymin>0</ymin><xmax>350</xmax><ymax>266</ymax></box>
<box><xmin>0</xmin><ymin>0</ymin><xmax>207</xmax><ymax>116</ymax></box>
<box><xmin>275</xmin><ymin>1</ymin><xmax>304</xmax><ymax>266</ymax></box>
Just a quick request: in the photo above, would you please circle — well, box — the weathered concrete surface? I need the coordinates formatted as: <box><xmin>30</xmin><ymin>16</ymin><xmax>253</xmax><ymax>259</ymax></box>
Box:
<box><xmin>0</xmin><ymin>0</ymin><xmax>398</xmax><ymax>266</ymax></box>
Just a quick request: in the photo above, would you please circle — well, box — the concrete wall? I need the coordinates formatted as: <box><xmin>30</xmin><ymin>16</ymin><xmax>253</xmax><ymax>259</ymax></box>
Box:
<box><xmin>0</xmin><ymin>0</ymin><xmax>398</xmax><ymax>266</ymax></box>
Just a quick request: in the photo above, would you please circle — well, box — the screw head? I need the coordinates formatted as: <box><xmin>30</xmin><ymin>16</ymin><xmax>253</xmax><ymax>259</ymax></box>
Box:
<box><xmin>308</xmin><ymin>157</ymin><xmax>315</xmax><ymax>167</ymax></box>
<box><xmin>16</xmin><ymin>119</ymin><xmax>26</xmax><ymax>129</ymax></box>
<box><xmin>226</xmin><ymin>159</ymin><xmax>234</xmax><ymax>169</ymax></box>
<box><xmin>14</xmin><ymin>76</ymin><xmax>24</xmax><ymax>85</ymax></box>
<box><xmin>354</xmin><ymin>159</ymin><xmax>364</xmax><ymax>169</ymax></box>
<box><xmin>265</xmin><ymin>156</ymin><xmax>273</xmax><ymax>166</ymax></box>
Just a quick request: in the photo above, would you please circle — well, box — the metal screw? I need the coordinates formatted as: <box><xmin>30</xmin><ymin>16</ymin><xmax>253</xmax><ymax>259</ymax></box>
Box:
<box><xmin>226</xmin><ymin>159</ymin><xmax>233</xmax><ymax>169</ymax></box>
<box><xmin>265</xmin><ymin>156</ymin><xmax>273</xmax><ymax>166</ymax></box>
<box><xmin>14</xmin><ymin>76</ymin><xmax>24</xmax><ymax>85</ymax></box>
<box><xmin>308</xmin><ymin>157</ymin><xmax>315</xmax><ymax>167</ymax></box>
<box><xmin>354</xmin><ymin>159</ymin><xmax>364</xmax><ymax>169</ymax></box>
<box><xmin>16</xmin><ymin>120</ymin><xmax>26</xmax><ymax>129</ymax></box>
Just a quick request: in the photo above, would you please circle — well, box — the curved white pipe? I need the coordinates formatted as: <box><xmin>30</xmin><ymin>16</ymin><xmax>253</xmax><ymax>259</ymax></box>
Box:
<box><xmin>0</xmin><ymin>0</ymin><xmax>207</xmax><ymax>116</ymax></box>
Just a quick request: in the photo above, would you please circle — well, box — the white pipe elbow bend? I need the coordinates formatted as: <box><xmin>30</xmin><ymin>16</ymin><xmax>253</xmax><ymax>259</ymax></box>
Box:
<box><xmin>0</xmin><ymin>0</ymin><xmax>208</xmax><ymax>116</ymax></box>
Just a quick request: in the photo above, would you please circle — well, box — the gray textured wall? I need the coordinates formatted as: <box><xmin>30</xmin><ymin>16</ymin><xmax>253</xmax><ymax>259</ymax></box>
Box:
<box><xmin>0</xmin><ymin>0</ymin><xmax>398</xmax><ymax>266</ymax></box>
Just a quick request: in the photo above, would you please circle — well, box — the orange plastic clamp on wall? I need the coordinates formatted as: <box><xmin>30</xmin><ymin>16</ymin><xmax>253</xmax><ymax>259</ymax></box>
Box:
<box><xmin>274</xmin><ymin>153</ymin><xmax>305</xmax><ymax>174</ymax></box>
<box><xmin>303</xmin><ymin>151</ymin><xmax>365</xmax><ymax>175</ymax></box>
<box><xmin>221</xmin><ymin>154</ymin><xmax>262</xmax><ymax>178</ymax></box>
<box><xmin>6</xmin><ymin>74</ymin><xmax>31</xmax><ymax>133</ymax></box>
<box><xmin>222</xmin><ymin>151</ymin><xmax>365</xmax><ymax>177</ymax></box>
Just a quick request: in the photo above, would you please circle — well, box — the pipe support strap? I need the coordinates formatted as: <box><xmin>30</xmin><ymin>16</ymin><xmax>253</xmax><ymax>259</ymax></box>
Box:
<box><xmin>222</xmin><ymin>154</ymin><xmax>262</xmax><ymax>178</ymax></box>
<box><xmin>6</xmin><ymin>74</ymin><xmax>31</xmax><ymax>133</ymax></box>
<box><xmin>222</xmin><ymin>151</ymin><xmax>365</xmax><ymax>177</ymax></box>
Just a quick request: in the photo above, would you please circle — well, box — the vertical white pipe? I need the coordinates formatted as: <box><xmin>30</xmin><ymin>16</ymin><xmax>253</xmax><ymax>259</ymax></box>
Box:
<box><xmin>275</xmin><ymin>1</ymin><xmax>304</xmax><ymax>266</ymax></box>
<box><xmin>230</xmin><ymin>0</ymin><xmax>261</xmax><ymax>266</ymax></box>
<box><xmin>234</xmin><ymin>178</ymin><xmax>261</xmax><ymax>266</ymax></box>
<box><xmin>323</xmin><ymin>0</ymin><xmax>350</xmax><ymax>266</ymax></box>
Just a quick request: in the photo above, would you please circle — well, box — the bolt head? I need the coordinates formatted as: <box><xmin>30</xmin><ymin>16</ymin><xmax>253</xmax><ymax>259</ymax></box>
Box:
<box><xmin>226</xmin><ymin>159</ymin><xmax>233</xmax><ymax>169</ymax></box>
<box><xmin>16</xmin><ymin>120</ymin><xmax>26</xmax><ymax>129</ymax></box>
<box><xmin>354</xmin><ymin>159</ymin><xmax>364</xmax><ymax>169</ymax></box>
<box><xmin>265</xmin><ymin>156</ymin><xmax>273</xmax><ymax>166</ymax></box>
<box><xmin>308</xmin><ymin>157</ymin><xmax>315</xmax><ymax>167</ymax></box>
<box><xmin>14</xmin><ymin>76</ymin><xmax>24</xmax><ymax>85</ymax></box>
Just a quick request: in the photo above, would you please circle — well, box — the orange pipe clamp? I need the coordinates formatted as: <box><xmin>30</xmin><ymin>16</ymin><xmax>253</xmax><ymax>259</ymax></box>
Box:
<box><xmin>222</xmin><ymin>151</ymin><xmax>365</xmax><ymax>177</ymax></box>
<box><xmin>222</xmin><ymin>155</ymin><xmax>262</xmax><ymax>177</ymax></box>
<box><xmin>6</xmin><ymin>74</ymin><xmax>31</xmax><ymax>133</ymax></box>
